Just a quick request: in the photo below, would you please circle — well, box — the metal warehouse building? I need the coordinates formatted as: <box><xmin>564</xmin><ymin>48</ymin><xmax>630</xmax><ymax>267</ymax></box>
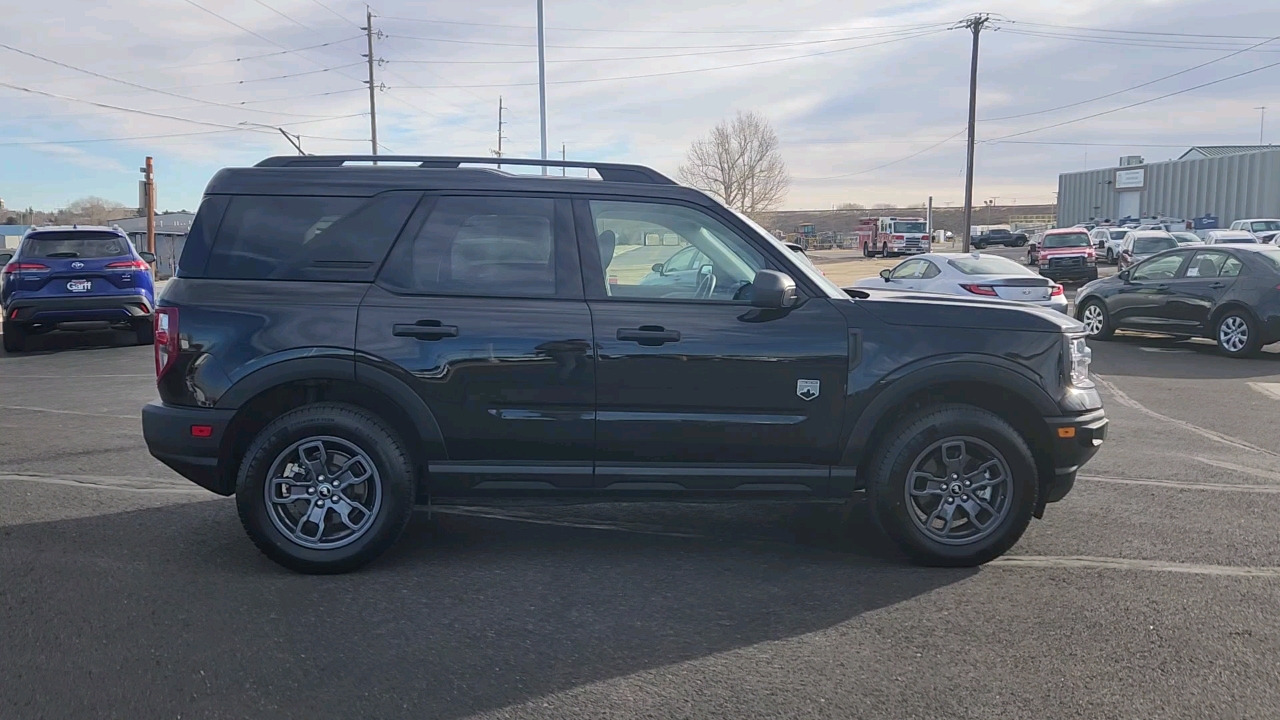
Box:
<box><xmin>1057</xmin><ymin>146</ymin><xmax>1280</xmax><ymax>227</ymax></box>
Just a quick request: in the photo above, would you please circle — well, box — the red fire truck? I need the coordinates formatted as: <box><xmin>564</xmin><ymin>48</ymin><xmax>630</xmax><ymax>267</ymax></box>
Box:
<box><xmin>855</xmin><ymin>216</ymin><xmax>932</xmax><ymax>258</ymax></box>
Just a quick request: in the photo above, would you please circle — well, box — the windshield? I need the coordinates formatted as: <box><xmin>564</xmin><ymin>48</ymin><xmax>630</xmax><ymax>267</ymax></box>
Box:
<box><xmin>947</xmin><ymin>255</ymin><xmax>1036</xmax><ymax>276</ymax></box>
<box><xmin>1250</xmin><ymin>221</ymin><xmax>1280</xmax><ymax>232</ymax></box>
<box><xmin>1134</xmin><ymin>236</ymin><xmax>1178</xmax><ymax>254</ymax></box>
<box><xmin>730</xmin><ymin>208</ymin><xmax>848</xmax><ymax>298</ymax></box>
<box><xmin>893</xmin><ymin>221</ymin><xmax>926</xmax><ymax>233</ymax></box>
<box><xmin>1109</xmin><ymin>230</ymin><xmax>1129</xmax><ymax>239</ymax></box>
<box><xmin>1172</xmin><ymin>232</ymin><xmax>1202</xmax><ymax>244</ymax></box>
<box><xmin>1043</xmin><ymin>232</ymin><xmax>1091</xmax><ymax>248</ymax></box>
<box><xmin>1216</xmin><ymin>233</ymin><xmax>1257</xmax><ymax>243</ymax></box>
<box><xmin>22</xmin><ymin>231</ymin><xmax>131</xmax><ymax>259</ymax></box>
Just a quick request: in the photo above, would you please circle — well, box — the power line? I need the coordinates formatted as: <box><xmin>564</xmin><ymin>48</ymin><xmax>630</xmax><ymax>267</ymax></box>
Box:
<box><xmin>385</xmin><ymin>25</ymin><xmax>940</xmax><ymax>51</ymax></box>
<box><xmin>1008</xmin><ymin>21</ymin><xmax>1276</xmax><ymax>40</ymax></box>
<box><xmin>999</xmin><ymin>28</ymin><xmax>1280</xmax><ymax>53</ymax></box>
<box><xmin>981</xmin><ymin>33</ymin><xmax>1280</xmax><ymax>122</ymax></box>
<box><xmin>982</xmin><ymin>58</ymin><xmax>1280</xmax><ymax>142</ymax></box>
<box><xmin>309</xmin><ymin>0</ymin><xmax>363</xmax><ymax>29</ymax></box>
<box><xmin>798</xmin><ymin>129</ymin><xmax>969</xmax><ymax>180</ymax></box>
<box><xmin>376</xmin><ymin>15</ymin><xmax>952</xmax><ymax>35</ymax></box>
<box><xmin>388</xmin><ymin>28</ymin><xmax>948</xmax><ymax>89</ymax></box>
<box><xmin>0</xmin><ymin>42</ymin><xmax>343</xmax><ymax>118</ymax></box>
<box><xmin>0</xmin><ymin>81</ymin><xmax>285</xmax><ymax>131</ymax></box>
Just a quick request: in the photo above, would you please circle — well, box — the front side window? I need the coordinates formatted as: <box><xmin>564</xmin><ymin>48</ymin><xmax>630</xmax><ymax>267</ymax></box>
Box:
<box><xmin>588</xmin><ymin>200</ymin><xmax>766</xmax><ymax>302</ymax></box>
<box><xmin>1131</xmin><ymin>253</ymin><xmax>1186</xmax><ymax>281</ymax></box>
<box><xmin>890</xmin><ymin>259</ymin><xmax>931</xmax><ymax>280</ymax></box>
<box><xmin>379</xmin><ymin>196</ymin><xmax>559</xmax><ymax>297</ymax></box>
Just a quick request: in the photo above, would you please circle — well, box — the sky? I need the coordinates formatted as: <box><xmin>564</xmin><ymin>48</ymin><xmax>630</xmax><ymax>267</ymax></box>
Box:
<box><xmin>0</xmin><ymin>0</ymin><xmax>1277</xmax><ymax>213</ymax></box>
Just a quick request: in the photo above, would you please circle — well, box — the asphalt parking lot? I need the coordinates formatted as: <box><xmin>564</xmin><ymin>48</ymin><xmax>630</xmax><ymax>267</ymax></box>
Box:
<box><xmin>4</xmin><ymin>296</ymin><xmax>1280</xmax><ymax>718</ymax></box>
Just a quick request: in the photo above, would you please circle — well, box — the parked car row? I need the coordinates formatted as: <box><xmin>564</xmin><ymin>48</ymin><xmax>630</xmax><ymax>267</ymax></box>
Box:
<box><xmin>853</xmin><ymin>251</ymin><xmax>1069</xmax><ymax>314</ymax></box>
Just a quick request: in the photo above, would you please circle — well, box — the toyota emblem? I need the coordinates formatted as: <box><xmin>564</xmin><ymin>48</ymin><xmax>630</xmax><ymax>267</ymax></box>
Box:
<box><xmin>71</xmin><ymin>261</ymin><xmax>85</xmax><ymax>269</ymax></box>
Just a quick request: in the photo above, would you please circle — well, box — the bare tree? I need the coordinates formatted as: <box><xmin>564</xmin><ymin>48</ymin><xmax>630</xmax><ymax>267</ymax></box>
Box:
<box><xmin>872</xmin><ymin>203</ymin><xmax>894</xmax><ymax>209</ymax></box>
<box><xmin>678</xmin><ymin>111</ymin><xmax>790</xmax><ymax>215</ymax></box>
<box><xmin>837</xmin><ymin>202</ymin><xmax>866</xmax><ymax>210</ymax></box>
<box><xmin>63</xmin><ymin>196</ymin><xmax>132</xmax><ymax>225</ymax></box>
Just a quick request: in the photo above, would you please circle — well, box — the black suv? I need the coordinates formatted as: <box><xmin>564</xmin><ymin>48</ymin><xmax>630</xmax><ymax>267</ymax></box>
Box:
<box><xmin>142</xmin><ymin>156</ymin><xmax>1107</xmax><ymax>574</ymax></box>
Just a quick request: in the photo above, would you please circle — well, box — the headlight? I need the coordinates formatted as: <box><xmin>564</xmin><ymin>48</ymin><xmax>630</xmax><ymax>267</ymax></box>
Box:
<box><xmin>1066</xmin><ymin>334</ymin><xmax>1093</xmax><ymax>388</ymax></box>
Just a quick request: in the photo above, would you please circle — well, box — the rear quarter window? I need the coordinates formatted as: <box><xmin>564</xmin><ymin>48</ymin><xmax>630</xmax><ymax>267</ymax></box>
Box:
<box><xmin>23</xmin><ymin>231</ymin><xmax>131</xmax><ymax>259</ymax></box>
<box><xmin>203</xmin><ymin>191</ymin><xmax>421</xmax><ymax>281</ymax></box>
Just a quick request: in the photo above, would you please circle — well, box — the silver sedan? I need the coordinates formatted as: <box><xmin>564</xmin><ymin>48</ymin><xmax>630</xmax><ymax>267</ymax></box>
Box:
<box><xmin>853</xmin><ymin>252</ymin><xmax>1070</xmax><ymax>314</ymax></box>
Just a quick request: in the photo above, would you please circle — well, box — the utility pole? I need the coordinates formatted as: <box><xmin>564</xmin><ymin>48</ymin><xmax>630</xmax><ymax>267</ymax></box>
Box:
<box><xmin>491</xmin><ymin>96</ymin><xmax>507</xmax><ymax>169</ymax></box>
<box><xmin>1256</xmin><ymin>106</ymin><xmax>1267</xmax><ymax>144</ymax></box>
<box><xmin>960</xmin><ymin>13</ymin><xmax>989</xmax><ymax>253</ymax></box>
<box><xmin>140</xmin><ymin>156</ymin><xmax>155</xmax><ymax>254</ymax></box>
<box><xmin>364</xmin><ymin>7</ymin><xmax>378</xmax><ymax>157</ymax></box>
<box><xmin>561</xmin><ymin>143</ymin><xmax>566</xmax><ymax>176</ymax></box>
<box><xmin>537</xmin><ymin>0</ymin><xmax>548</xmax><ymax>174</ymax></box>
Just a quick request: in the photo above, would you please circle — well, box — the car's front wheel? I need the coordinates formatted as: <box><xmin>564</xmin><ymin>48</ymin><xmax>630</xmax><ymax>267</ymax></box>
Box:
<box><xmin>2</xmin><ymin>321</ymin><xmax>26</xmax><ymax>353</ymax></box>
<box><xmin>865</xmin><ymin>404</ymin><xmax>1037</xmax><ymax>567</ymax></box>
<box><xmin>1079</xmin><ymin>299</ymin><xmax>1114</xmax><ymax>340</ymax></box>
<box><xmin>235</xmin><ymin>402</ymin><xmax>416</xmax><ymax>574</ymax></box>
<box><xmin>1105</xmin><ymin>248</ymin><xmax>1115</xmax><ymax>264</ymax></box>
<box><xmin>1215</xmin><ymin>310</ymin><xmax>1260</xmax><ymax>358</ymax></box>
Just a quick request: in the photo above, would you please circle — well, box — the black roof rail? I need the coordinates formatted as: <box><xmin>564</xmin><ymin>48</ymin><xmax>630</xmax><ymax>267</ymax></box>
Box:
<box><xmin>253</xmin><ymin>155</ymin><xmax>676</xmax><ymax>185</ymax></box>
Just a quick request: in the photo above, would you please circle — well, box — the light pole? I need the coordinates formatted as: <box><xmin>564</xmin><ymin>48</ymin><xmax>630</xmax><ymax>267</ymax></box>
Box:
<box><xmin>1257</xmin><ymin>106</ymin><xmax>1268</xmax><ymax>144</ymax></box>
<box><xmin>537</xmin><ymin>0</ymin><xmax>548</xmax><ymax>174</ymax></box>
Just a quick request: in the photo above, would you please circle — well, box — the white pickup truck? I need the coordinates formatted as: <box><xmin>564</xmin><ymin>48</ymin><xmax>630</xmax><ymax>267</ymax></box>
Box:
<box><xmin>1228</xmin><ymin>219</ymin><xmax>1280</xmax><ymax>243</ymax></box>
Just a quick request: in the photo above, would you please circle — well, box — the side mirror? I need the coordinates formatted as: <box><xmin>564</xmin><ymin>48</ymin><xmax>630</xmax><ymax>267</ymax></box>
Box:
<box><xmin>651</xmin><ymin>263</ymin><xmax>664</xmax><ymax>273</ymax></box>
<box><xmin>750</xmin><ymin>269</ymin><xmax>798</xmax><ymax>308</ymax></box>
<box><xmin>879</xmin><ymin>268</ymin><xmax>892</xmax><ymax>281</ymax></box>
<box><xmin>0</xmin><ymin>252</ymin><xmax>12</xmax><ymax>266</ymax></box>
<box><xmin>139</xmin><ymin>251</ymin><xmax>157</xmax><ymax>264</ymax></box>
<box><xmin>1119</xmin><ymin>269</ymin><xmax>1131</xmax><ymax>282</ymax></box>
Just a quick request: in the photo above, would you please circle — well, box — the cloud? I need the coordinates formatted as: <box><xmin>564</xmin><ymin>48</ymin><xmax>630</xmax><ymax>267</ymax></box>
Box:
<box><xmin>0</xmin><ymin>0</ymin><xmax>1276</xmax><ymax>210</ymax></box>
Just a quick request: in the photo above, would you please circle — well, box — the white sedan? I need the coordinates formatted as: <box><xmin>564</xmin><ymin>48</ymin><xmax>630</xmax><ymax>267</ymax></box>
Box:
<box><xmin>853</xmin><ymin>252</ymin><xmax>1069</xmax><ymax>314</ymax></box>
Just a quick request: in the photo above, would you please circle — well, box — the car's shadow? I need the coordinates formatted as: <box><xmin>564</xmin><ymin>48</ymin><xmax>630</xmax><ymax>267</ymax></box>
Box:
<box><xmin>1091</xmin><ymin>331</ymin><xmax>1280</xmax><ymax>380</ymax></box>
<box><xmin>0</xmin><ymin>496</ymin><xmax>970</xmax><ymax>719</ymax></box>
<box><xmin>0</xmin><ymin>328</ymin><xmax>141</xmax><ymax>356</ymax></box>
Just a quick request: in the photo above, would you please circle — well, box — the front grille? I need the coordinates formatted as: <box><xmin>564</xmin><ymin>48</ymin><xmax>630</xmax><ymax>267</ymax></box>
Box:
<box><xmin>1047</xmin><ymin>256</ymin><xmax>1085</xmax><ymax>270</ymax></box>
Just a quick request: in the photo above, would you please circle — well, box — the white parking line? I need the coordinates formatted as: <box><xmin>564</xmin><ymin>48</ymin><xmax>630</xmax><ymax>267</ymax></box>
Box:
<box><xmin>1081</xmin><ymin>474</ymin><xmax>1280</xmax><ymax>494</ymax></box>
<box><xmin>0</xmin><ymin>404</ymin><xmax>134</xmax><ymax>419</ymax></box>
<box><xmin>0</xmin><ymin>472</ymin><xmax>207</xmax><ymax>494</ymax></box>
<box><xmin>1248</xmin><ymin>382</ymin><xmax>1280</xmax><ymax>401</ymax></box>
<box><xmin>1093</xmin><ymin>374</ymin><xmax>1280</xmax><ymax>458</ymax></box>
<box><xmin>990</xmin><ymin>555</ymin><xmax>1280</xmax><ymax>578</ymax></box>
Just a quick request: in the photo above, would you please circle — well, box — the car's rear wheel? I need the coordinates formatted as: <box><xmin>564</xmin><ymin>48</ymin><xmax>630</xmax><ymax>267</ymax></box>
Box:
<box><xmin>235</xmin><ymin>402</ymin><xmax>416</xmax><ymax>574</ymax></box>
<box><xmin>1079</xmin><ymin>299</ymin><xmax>1113</xmax><ymax>340</ymax></box>
<box><xmin>2</xmin><ymin>321</ymin><xmax>26</xmax><ymax>353</ymax></box>
<box><xmin>864</xmin><ymin>404</ymin><xmax>1037</xmax><ymax>567</ymax></box>
<box><xmin>1215</xmin><ymin>310</ymin><xmax>1260</xmax><ymax>358</ymax></box>
<box><xmin>134</xmin><ymin>319</ymin><xmax>154</xmax><ymax>346</ymax></box>
<box><xmin>1105</xmin><ymin>248</ymin><xmax>1115</xmax><ymax>264</ymax></box>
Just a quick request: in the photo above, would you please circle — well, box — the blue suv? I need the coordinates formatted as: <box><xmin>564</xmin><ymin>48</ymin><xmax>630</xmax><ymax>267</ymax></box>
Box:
<box><xmin>1</xmin><ymin>226</ymin><xmax>157</xmax><ymax>352</ymax></box>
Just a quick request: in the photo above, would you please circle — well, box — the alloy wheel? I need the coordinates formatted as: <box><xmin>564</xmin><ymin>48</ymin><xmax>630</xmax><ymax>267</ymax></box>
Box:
<box><xmin>904</xmin><ymin>436</ymin><xmax>1013</xmax><ymax>545</ymax></box>
<box><xmin>1219</xmin><ymin>315</ymin><xmax>1249</xmax><ymax>354</ymax></box>
<box><xmin>1081</xmin><ymin>304</ymin><xmax>1106</xmax><ymax>336</ymax></box>
<box><xmin>264</xmin><ymin>435</ymin><xmax>383</xmax><ymax>550</ymax></box>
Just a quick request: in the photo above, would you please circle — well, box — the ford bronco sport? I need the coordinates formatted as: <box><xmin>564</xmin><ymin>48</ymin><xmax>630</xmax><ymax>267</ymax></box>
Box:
<box><xmin>142</xmin><ymin>155</ymin><xmax>1106</xmax><ymax>574</ymax></box>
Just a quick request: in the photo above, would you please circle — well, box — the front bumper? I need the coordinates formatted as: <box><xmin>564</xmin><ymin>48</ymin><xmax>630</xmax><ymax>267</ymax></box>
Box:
<box><xmin>142</xmin><ymin>401</ymin><xmax>236</xmax><ymax>496</ymax></box>
<box><xmin>1041</xmin><ymin>408</ymin><xmax>1108</xmax><ymax>503</ymax></box>
<box><xmin>5</xmin><ymin>293</ymin><xmax>152</xmax><ymax>325</ymax></box>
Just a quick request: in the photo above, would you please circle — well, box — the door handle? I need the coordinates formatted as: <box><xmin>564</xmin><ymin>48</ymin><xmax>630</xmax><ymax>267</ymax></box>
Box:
<box><xmin>393</xmin><ymin>321</ymin><xmax>459</xmax><ymax>340</ymax></box>
<box><xmin>1209</xmin><ymin>282</ymin><xmax>1226</xmax><ymax>288</ymax></box>
<box><xmin>617</xmin><ymin>325</ymin><xmax>681</xmax><ymax>346</ymax></box>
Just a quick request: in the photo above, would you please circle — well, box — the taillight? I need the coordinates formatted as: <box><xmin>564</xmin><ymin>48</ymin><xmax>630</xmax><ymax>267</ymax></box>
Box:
<box><xmin>1050</xmin><ymin>284</ymin><xmax>1065</xmax><ymax>296</ymax></box>
<box><xmin>4</xmin><ymin>262</ymin><xmax>49</xmax><ymax>273</ymax></box>
<box><xmin>154</xmin><ymin>307</ymin><xmax>179</xmax><ymax>379</ymax></box>
<box><xmin>960</xmin><ymin>284</ymin><xmax>999</xmax><ymax>296</ymax></box>
<box><xmin>106</xmin><ymin>260</ymin><xmax>151</xmax><ymax>270</ymax></box>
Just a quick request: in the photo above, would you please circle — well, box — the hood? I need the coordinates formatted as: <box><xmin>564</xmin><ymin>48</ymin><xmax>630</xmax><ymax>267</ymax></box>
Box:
<box><xmin>844</xmin><ymin>287</ymin><xmax>1082</xmax><ymax>333</ymax></box>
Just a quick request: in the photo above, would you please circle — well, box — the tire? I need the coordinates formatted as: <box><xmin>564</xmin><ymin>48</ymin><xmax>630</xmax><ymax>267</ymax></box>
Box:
<box><xmin>1078</xmin><ymin>299</ymin><xmax>1114</xmax><ymax>340</ymax></box>
<box><xmin>1015</xmin><ymin>238</ymin><xmax>1027</xmax><ymax>247</ymax></box>
<box><xmin>864</xmin><ymin>404</ymin><xmax>1038</xmax><ymax>567</ymax></box>
<box><xmin>235</xmin><ymin>402</ymin><xmax>416</xmax><ymax>574</ymax></box>
<box><xmin>2</xmin><ymin>321</ymin><xmax>25</xmax><ymax>353</ymax></box>
<box><xmin>862</xmin><ymin>242</ymin><xmax>872</xmax><ymax>258</ymax></box>
<box><xmin>1105</xmin><ymin>248</ymin><xmax>1115</xmax><ymax>264</ymax></box>
<box><xmin>1214</xmin><ymin>309</ymin><xmax>1260</xmax><ymax>358</ymax></box>
<box><xmin>134</xmin><ymin>318</ymin><xmax>154</xmax><ymax>346</ymax></box>
<box><xmin>974</xmin><ymin>242</ymin><xmax>986</xmax><ymax>250</ymax></box>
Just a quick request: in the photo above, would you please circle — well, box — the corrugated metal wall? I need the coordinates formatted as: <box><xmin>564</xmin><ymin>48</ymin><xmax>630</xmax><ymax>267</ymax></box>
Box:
<box><xmin>1057</xmin><ymin>150</ymin><xmax>1280</xmax><ymax>226</ymax></box>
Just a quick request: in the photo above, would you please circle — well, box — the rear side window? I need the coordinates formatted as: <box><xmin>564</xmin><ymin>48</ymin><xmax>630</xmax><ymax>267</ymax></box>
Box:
<box><xmin>378</xmin><ymin>196</ymin><xmax>559</xmax><ymax>297</ymax></box>
<box><xmin>204</xmin><ymin>192</ymin><xmax>420</xmax><ymax>281</ymax></box>
<box><xmin>23</xmin><ymin>231</ymin><xmax>131</xmax><ymax>259</ymax></box>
